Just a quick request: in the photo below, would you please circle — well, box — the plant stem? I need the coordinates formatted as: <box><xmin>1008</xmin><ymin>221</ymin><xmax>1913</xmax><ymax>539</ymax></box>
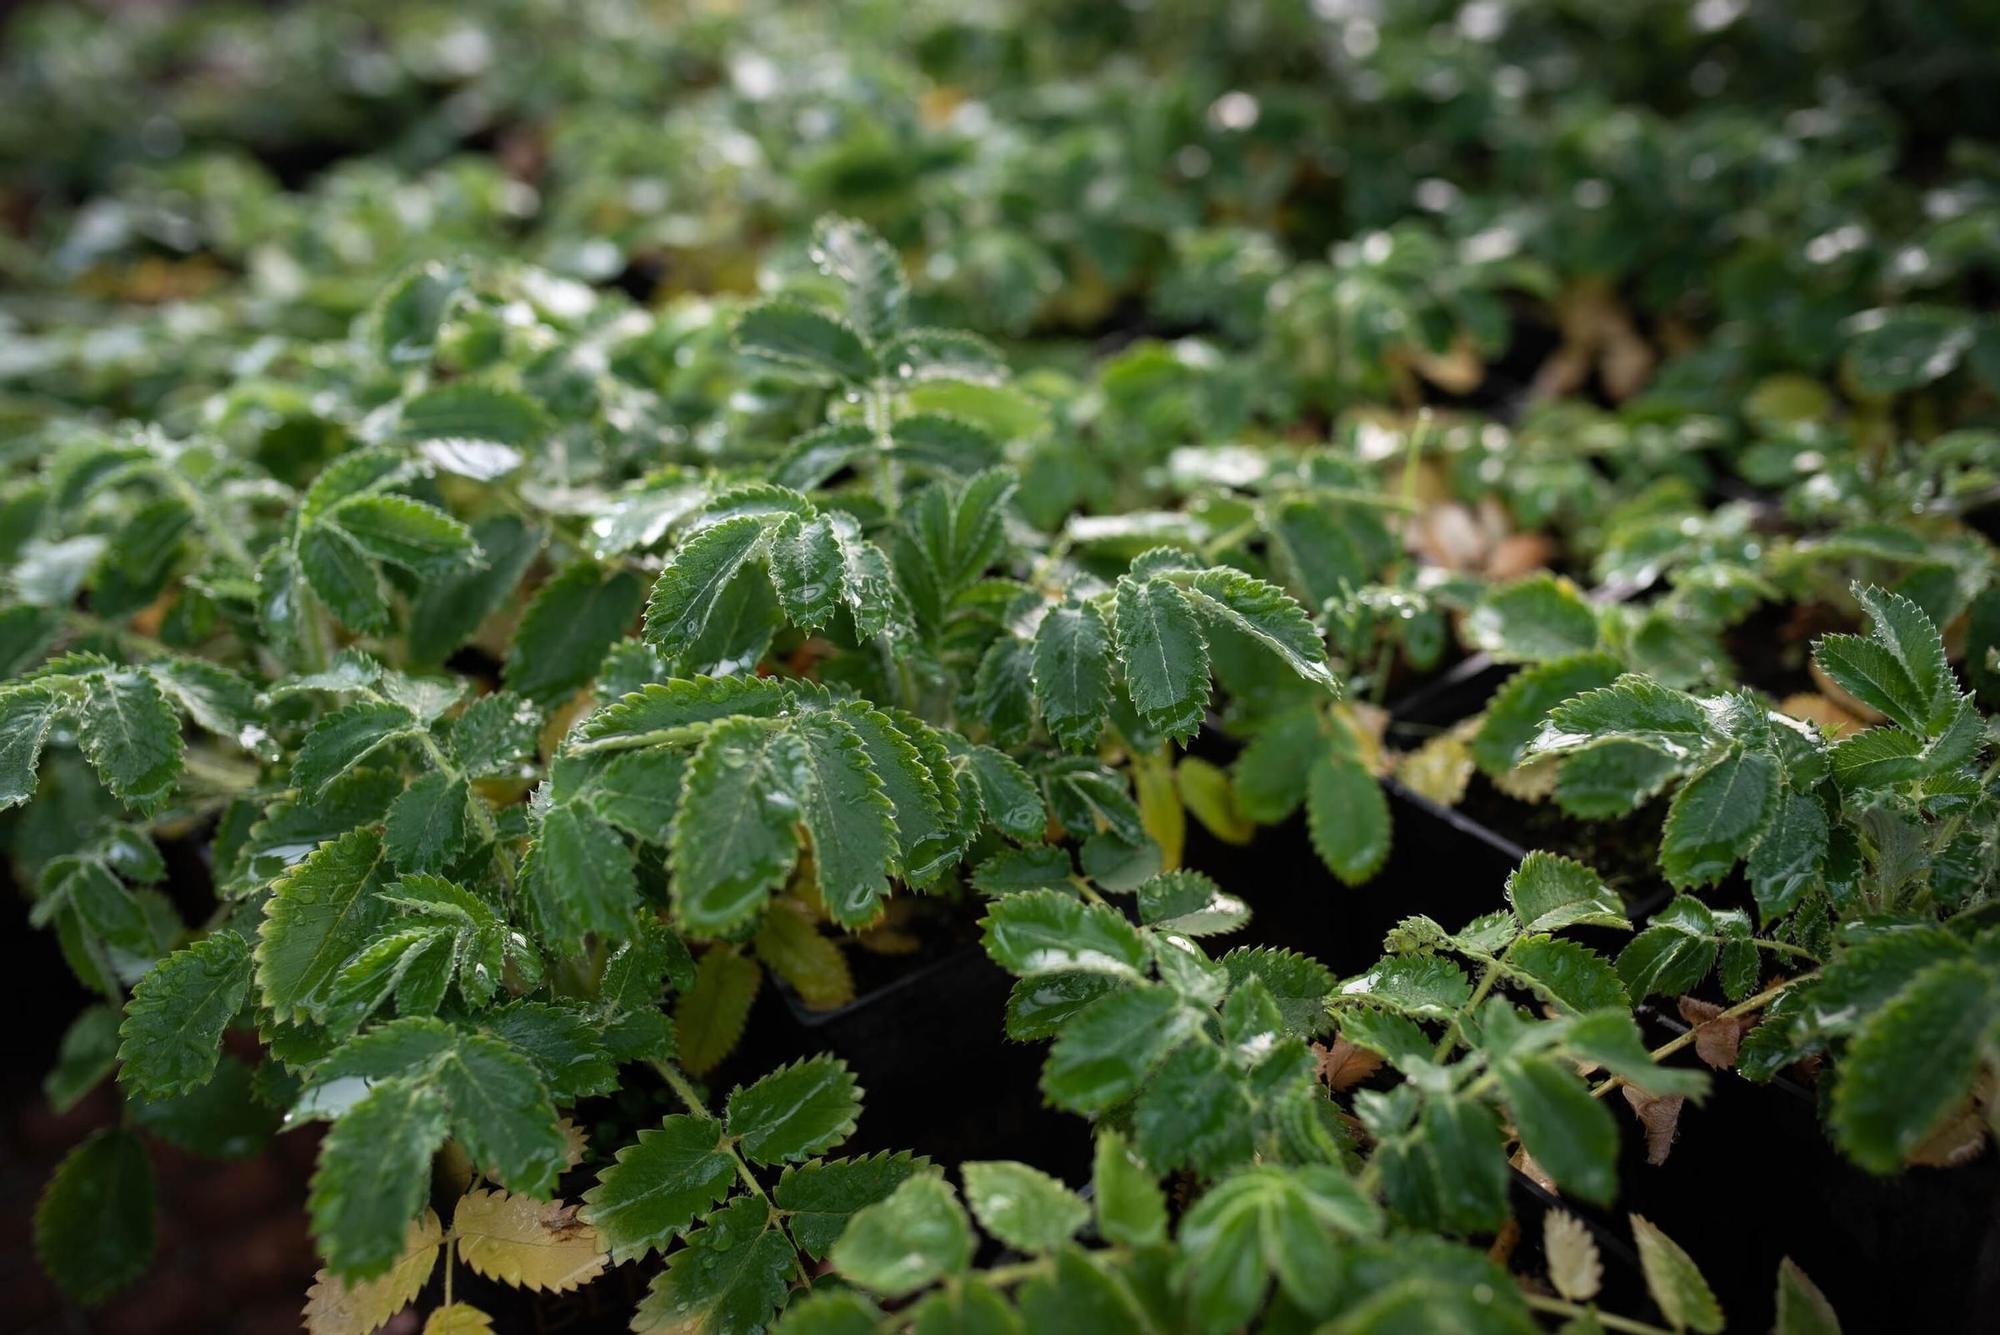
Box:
<box><xmin>1523</xmin><ymin>1293</ymin><xmax>1674</xmax><ymax>1335</ymax></box>
<box><xmin>1588</xmin><ymin>974</ymin><xmax>1812</xmax><ymax>1100</ymax></box>
<box><xmin>1433</xmin><ymin>957</ymin><xmax>1505</xmax><ymax>1061</ymax></box>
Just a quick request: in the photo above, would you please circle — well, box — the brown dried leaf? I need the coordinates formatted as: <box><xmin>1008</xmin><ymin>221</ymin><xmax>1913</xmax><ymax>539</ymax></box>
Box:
<box><xmin>301</xmin><ymin>1210</ymin><xmax>443</xmax><ymax>1335</ymax></box>
<box><xmin>1487</xmin><ymin>1216</ymin><xmax>1521</xmax><ymax>1267</ymax></box>
<box><xmin>1806</xmin><ymin>663</ymin><xmax>1886</xmax><ymax>726</ymax></box>
<box><xmin>1487</xmin><ymin>533</ymin><xmax>1557</xmax><ymax>582</ymax></box>
<box><xmin>452</xmin><ymin>1189</ymin><xmax>608</xmax><ymax>1294</ymax></box>
<box><xmin>557</xmin><ymin>1117</ymin><xmax>589</xmax><ymax>1170</ymax></box>
<box><xmin>1621</xmin><ymin>1086</ymin><xmax>1686</xmax><ymax>1166</ymax></box>
<box><xmin>1313</xmin><ymin>1038</ymin><xmax>1384</xmax><ymax>1092</ymax></box>
<box><xmin>1511</xmin><ymin>1149</ymin><xmax>1557</xmax><ymax>1194</ymax></box>
<box><xmin>1906</xmin><ymin>1100</ymin><xmax>1990</xmax><ymax>1169</ymax></box>
<box><xmin>1677</xmin><ymin>996</ymin><xmax>1750</xmax><ymax>1070</ymax></box>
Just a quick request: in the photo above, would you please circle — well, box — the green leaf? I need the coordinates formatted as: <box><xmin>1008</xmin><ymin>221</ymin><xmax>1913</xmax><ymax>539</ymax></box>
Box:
<box><xmin>35</xmin><ymin>1126</ymin><xmax>154</xmax><ymax>1305</ymax></box>
<box><xmin>78</xmin><ymin>670</ymin><xmax>184</xmax><ymax>810</ymax></box>
<box><xmin>583</xmin><ymin>674</ymin><xmax>789</xmax><ymax>746</ymax></box>
<box><xmin>909</xmin><ymin>1279</ymin><xmax>1023</xmax><ymax>1335</ymax></box>
<box><xmin>792</xmin><ymin>711</ymin><xmax>897</xmax><ymax>928</ymax></box>
<box><xmin>1630</xmin><ymin>1214</ymin><xmax>1724</xmax><ymax>1333</ymax></box>
<box><xmin>504</xmin><ymin>560</ymin><xmax>645</xmax><ymax>704</ymax></box>
<box><xmin>1843</xmin><ymin>306</ymin><xmax>1972</xmax><ymax>395</ymax></box>
<box><xmin>257</xmin><ymin>827</ymin><xmax>393</xmax><ymax>1023</ymax></box>
<box><xmin>981</xmin><ymin>889</ymin><xmax>1149</xmax><ymax>979</ymax></box>
<box><xmin>1497</xmin><ymin>1055</ymin><xmax>1618</xmax><ymax>1203</ymax></box>
<box><xmin>1813</xmin><ymin>634</ymin><xmax>1928</xmax><ymax>734</ymax></box>
<box><xmin>1466</xmin><ymin>575</ymin><xmax>1600</xmax><ymax>663</ymax></box>
<box><xmin>117</xmin><ymin>929</ymin><xmax>252</xmax><ymax>1098</ymax></box>
<box><xmin>676</xmin><ymin>948</ymin><xmax>762</xmax><ymax>1076</ymax></box>
<box><xmin>726</xmin><ymin>1055</ymin><xmax>862</xmax><ymax>1166</ymax></box>
<box><xmin>1113</xmin><ymin>576</ymin><xmax>1209</xmax><ymax>739</ymax></box>
<box><xmin>1616</xmin><ymin>897</ymin><xmax>1719</xmax><ymax>1001</ymax></box>
<box><xmin>775</xmin><ymin>1152</ymin><xmax>931</xmax><ymax>1259</ymax></box>
<box><xmin>1505</xmin><ymin>937</ymin><xmax>1628</xmax><ymax>1014</ymax></box>
<box><xmin>1828</xmin><ymin>725</ymin><xmax>1925</xmax><ymax>789</ymax></box>
<box><xmin>1334</xmin><ymin>955</ymin><xmax>1472</xmax><ymax>1019</ymax></box>
<box><xmin>45</xmin><ymin>1004</ymin><xmax>121</xmax><ymax>1112</ymax></box>
<box><xmin>299</xmin><ymin>520</ymin><xmax>391</xmax><ymax>633</ymax></box>
<box><xmin>645</xmin><ymin>516</ymin><xmax>771</xmax><ymax>660</ymax></box>
<box><xmin>436</xmin><ymin>1032</ymin><xmax>567</xmax><ymax>1196</ymax></box>
<box><xmin>1134</xmin><ymin>1039</ymin><xmax>1253</xmax><ymax>1173</ymax></box>
<box><xmin>955</xmin><ymin>741</ymin><xmax>1046</xmax><ymax>843</ymax></box>
<box><xmin>768</xmin><ymin>513</ymin><xmax>845</xmax><ymax>630</ymax></box>
<box><xmin>1176</xmin><ymin>1165</ymin><xmax>1378</xmax><ymax>1332</ymax></box>
<box><xmin>1775</xmin><ymin>1258</ymin><xmax>1842</xmax><ymax>1335</ymax></box>
<box><xmin>737</xmin><ymin>303</ymin><xmax>874</xmax><ymax>383</ymax></box>
<box><xmin>1660</xmin><ymin>746</ymin><xmax>1779</xmax><ymax>888</ymax></box>
<box><xmin>310</xmin><ymin>1077</ymin><xmax>450</xmax><ymax>1279</ymax></box>
<box><xmin>671</xmin><ymin>719</ymin><xmax>806</xmax><ymax>937</ymax></box>
<box><xmin>325</xmin><ymin>495</ymin><xmax>477</xmax><ymax>575</ymax></box>
<box><xmin>1747</xmin><ymin>792</ymin><xmax>1828</xmax><ymax>919</ymax></box>
<box><xmin>1137</xmin><ymin>869</ymin><xmax>1250</xmax><ymax>936</ymax></box>
<box><xmin>632</xmin><ymin>1197</ymin><xmax>793</xmax><ymax>1335</ymax></box>
<box><xmin>1041</xmin><ymin>984</ymin><xmax>1200</xmax><ymax>1113</ymax></box>
<box><xmin>837</xmin><ymin>705</ymin><xmax>957</xmax><ymax>884</ymax></box>
<box><xmin>1033</xmin><ymin>599</ymin><xmax>1112</xmax><ymax>752</ymax></box>
<box><xmin>1230</xmin><ymin>713</ymin><xmax>1322</xmax><ymax>822</ymax></box>
<box><xmin>1830</xmin><ymin>959</ymin><xmax>1997</xmax><ymax>1174</ymax></box>
<box><xmin>1178</xmin><ymin>567</ymin><xmax>1338</xmax><ymax>693</ymax></box>
<box><xmin>1474</xmin><ymin>654</ymin><xmax>1624</xmax><ymax>776</ymax></box>
<box><xmin>1306</xmin><ymin>751</ymin><xmax>1389</xmax><ymax>885</ymax></box>
<box><xmin>1222</xmin><ymin>948</ymin><xmax>1336</xmax><ymax>1038</ymax></box>
<box><xmin>385</xmin><ymin>771</ymin><xmax>471</xmax><ymax>874</ymax></box>
<box><xmin>409</xmin><ymin>515</ymin><xmax>541</xmax><ymax>665</ymax></box>
<box><xmin>0</xmin><ymin>685</ymin><xmax>59</xmax><ymax>808</ymax></box>
<box><xmin>1554</xmin><ymin>740</ymin><xmax>1684</xmax><ymax>818</ymax></box>
<box><xmin>1015</xmin><ymin>1248</ymin><xmax>1147</xmax><ymax>1335</ymax></box>
<box><xmin>830</xmin><ymin>1174</ymin><xmax>971</xmax><ymax>1299</ymax></box>
<box><xmin>1536</xmin><ymin>675</ymin><xmax>1710</xmax><ymax>759</ymax></box>
<box><xmin>581</xmin><ymin>1114</ymin><xmax>737</xmax><ymax>1262</ymax></box>
<box><xmin>1506</xmin><ymin>851</ymin><xmax>1629</xmax><ymax>932</ymax></box>
<box><xmin>812</xmin><ymin>215</ymin><xmax>908</xmax><ymax>340</ymax></box>
<box><xmin>771</xmin><ymin>1291</ymin><xmax>885</xmax><ymax>1335</ymax></box>
<box><xmin>527</xmin><ymin>801</ymin><xmax>637</xmax><ymax>945</ymax></box>
<box><xmin>1091</xmin><ymin>1130</ymin><xmax>1166</xmax><ymax>1248</ymax></box>
<box><xmin>961</xmin><ymin>1160</ymin><xmax>1089</xmax><ymax>1253</ymax></box>
<box><xmin>293</xmin><ymin>700</ymin><xmax>419</xmax><ymax>801</ymax></box>
<box><xmin>1853</xmin><ymin>585</ymin><xmax>1953</xmax><ymax>719</ymax></box>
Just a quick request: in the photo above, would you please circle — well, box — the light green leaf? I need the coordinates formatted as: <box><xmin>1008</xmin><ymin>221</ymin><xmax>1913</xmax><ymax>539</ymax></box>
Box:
<box><xmin>1137</xmin><ymin>869</ymin><xmax>1250</xmax><ymax>936</ymax></box>
<box><xmin>961</xmin><ymin>1160</ymin><xmax>1089</xmax><ymax>1253</ymax></box>
<box><xmin>1306</xmin><ymin>751</ymin><xmax>1389</xmax><ymax>885</ymax></box>
<box><xmin>1466</xmin><ymin>575</ymin><xmax>1600</xmax><ymax>664</ymax></box>
<box><xmin>775</xmin><ymin>1152</ymin><xmax>931</xmax><ymax>1259</ymax></box>
<box><xmin>0</xmin><ymin>685</ymin><xmax>60</xmax><ymax>808</ymax></box>
<box><xmin>1176</xmin><ymin>1165</ymin><xmax>1378</xmax><ymax>1333</ymax></box>
<box><xmin>1041</xmin><ymin>984</ymin><xmax>1200</xmax><ymax>1113</ymax></box>
<box><xmin>581</xmin><ymin>1114</ymin><xmax>737</xmax><ymax>1262</ymax></box>
<box><xmin>811</xmin><ymin>215</ymin><xmax>907</xmax><ymax>340</ymax></box>
<box><xmin>1506</xmin><ymin>851</ymin><xmax>1629</xmax><ymax>932</ymax></box>
<box><xmin>1113</xmin><ymin>576</ymin><xmax>1208</xmax><ymax>740</ymax></box>
<box><xmin>981</xmin><ymin>889</ymin><xmax>1149</xmax><ymax>979</ymax></box>
<box><xmin>830</xmin><ymin>1174</ymin><xmax>972</xmax><ymax>1299</ymax></box>
<box><xmin>1091</xmin><ymin>1130</ymin><xmax>1166</xmax><ymax>1248</ymax></box>
<box><xmin>1505</xmin><ymin>937</ymin><xmax>1628</xmax><ymax>1014</ymax></box>
<box><xmin>1630</xmin><ymin>1214</ymin><xmax>1724</xmax><ymax>1333</ymax></box>
<box><xmin>257</xmin><ymin>827</ymin><xmax>393</xmax><ymax>1023</ymax></box>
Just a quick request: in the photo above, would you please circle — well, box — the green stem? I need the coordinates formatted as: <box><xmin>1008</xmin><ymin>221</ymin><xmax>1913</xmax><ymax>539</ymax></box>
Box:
<box><xmin>1589</xmin><ymin>974</ymin><xmax>1812</xmax><ymax>1100</ymax></box>
<box><xmin>1432</xmin><ymin>956</ymin><xmax>1505</xmax><ymax>1061</ymax></box>
<box><xmin>1523</xmin><ymin>1293</ymin><xmax>1674</xmax><ymax>1335</ymax></box>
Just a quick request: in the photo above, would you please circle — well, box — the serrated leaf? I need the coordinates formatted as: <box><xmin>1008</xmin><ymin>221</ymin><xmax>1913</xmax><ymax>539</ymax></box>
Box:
<box><xmin>1775</xmin><ymin>1258</ymin><xmax>1842</xmax><ymax>1335</ymax></box>
<box><xmin>45</xmin><ymin>1004</ymin><xmax>120</xmax><ymax>1112</ymax></box>
<box><xmin>583</xmin><ymin>674</ymin><xmax>790</xmax><ymax>747</ymax></box>
<box><xmin>299</xmin><ymin>521</ymin><xmax>391</xmax><ymax>633</ymax></box>
<box><xmin>453</xmin><ymin>1187</ymin><xmax>608</xmax><ymax>1293</ymax></box>
<box><xmin>1631</xmin><ymin>1214</ymin><xmax>1724</xmax><ymax>1333</ymax></box>
<box><xmin>1814</xmin><ymin>634</ymin><xmax>1928</xmax><ymax>734</ymax></box>
<box><xmin>1660</xmin><ymin>746</ymin><xmax>1778</xmax><ymax>888</ymax></box>
<box><xmin>727</xmin><ymin>1055</ymin><xmax>862</xmax><ymax>1165</ymax></box>
<box><xmin>117</xmin><ymin>929</ymin><xmax>252</xmax><ymax>1098</ymax></box>
<box><xmin>34</xmin><ymin>1126</ymin><xmax>154</xmax><ymax>1306</ymax></box>
<box><xmin>1747</xmin><ymin>792</ymin><xmax>1828</xmax><ymax>919</ymax></box>
<box><xmin>504</xmin><ymin>560</ymin><xmax>645</xmax><ymax>704</ymax></box>
<box><xmin>78</xmin><ymin>670</ymin><xmax>184</xmax><ymax>809</ymax></box>
<box><xmin>676</xmin><ymin>948</ymin><xmax>762</xmax><ymax>1076</ymax></box>
<box><xmin>1091</xmin><ymin>1130</ymin><xmax>1166</xmax><ymax>1247</ymax></box>
<box><xmin>737</xmin><ymin>303</ymin><xmax>874</xmax><ymax>382</ymax></box>
<box><xmin>813</xmin><ymin>215</ymin><xmax>907</xmax><ymax>340</ymax></box>
<box><xmin>1137</xmin><ymin>869</ymin><xmax>1250</xmax><ymax>936</ymax></box>
<box><xmin>1178</xmin><ymin>567</ymin><xmax>1338</xmax><ymax>693</ymax></box>
<box><xmin>1830</xmin><ymin>959</ymin><xmax>1996</xmax><ymax>1173</ymax></box>
<box><xmin>632</xmin><ymin>1196</ymin><xmax>794</xmax><ymax>1335</ymax></box>
<box><xmin>1230</xmin><ymin>714</ymin><xmax>1321</xmax><ymax>822</ymax></box>
<box><xmin>437</xmin><ymin>1032</ymin><xmax>568</xmax><ymax>1196</ymax></box>
<box><xmin>1042</xmin><ymin>983</ymin><xmax>1200</xmax><ymax>1113</ymax></box>
<box><xmin>258</xmin><ymin>827</ymin><xmax>393</xmax><ymax>1023</ymax></box>
<box><xmin>1545</xmin><ymin>1211</ymin><xmax>1603</xmax><ymax>1302</ymax></box>
<box><xmin>1029</xmin><ymin>600</ymin><xmax>1112</xmax><ymax>752</ymax></box>
<box><xmin>1176</xmin><ymin>1165</ymin><xmax>1378</xmax><ymax>1332</ymax></box>
<box><xmin>771</xmin><ymin>1291</ymin><xmax>885</xmax><ymax>1335</ymax></box>
<box><xmin>422</xmin><ymin>1306</ymin><xmax>495</xmax><ymax>1335</ymax></box>
<box><xmin>830</xmin><ymin>1174</ymin><xmax>971</xmax><ymax>1299</ymax></box>
<box><xmin>755</xmin><ymin>903</ymin><xmax>854</xmax><ymax>1010</ymax></box>
<box><xmin>775</xmin><ymin>1152</ymin><xmax>931</xmax><ymax>1259</ymax></box>
<box><xmin>1134</xmin><ymin>1039</ymin><xmax>1253</xmax><ymax>1173</ymax></box>
<box><xmin>1015</xmin><ymin>1247</ymin><xmax>1147</xmax><ymax>1335</ymax></box>
<box><xmin>1506</xmin><ymin>851</ymin><xmax>1629</xmax><ymax>932</ymax></box>
<box><xmin>974</xmin><ymin>635</ymin><xmax>1037</xmax><ymax>747</ymax></box>
<box><xmin>326</xmin><ymin>495</ymin><xmax>477</xmax><ymax>575</ymax></box>
<box><xmin>1506</xmin><ymin>937</ymin><xmax>1628</xmax><ymax>1013</ymax></box>
<box><xmin>645</xmin><ymin>516</ymin><xmax>772</xmax><ymax>660</ymax></box>
<box><xmin>384</xmin><ymin>771</ymin><xmax>471</xmax><ymax>873</ymax></box>
<box><xmin>961</xmin><ymin>1160</ymin><xmax>1089</xmax><ymax>1253</ymax></box>
<box><xmin>768</xmin><ymin>512</ymin><xmax>844</xmax><ymax>631</ymax></box>
<box><xmin>528</xmin><ymin>801</ymin><xmax>637</xmax><ymax>946</ymax></box>
<box><xmin>1114</xmin><ymin>576</ymin><xmax>1208</xmax><ymax>739</ymax></box>
<box><xmin>1536</xmin><ymin>675</ymin><xmax>1710</xmax><ymax>760</ymax></box>
<box><xmin>1223</xmin><ymin>948</ymin><xmax>1337</xmax><ymax>1038</ymax></box>
<box><xmin>1335</xmin><ymin>955</ymin><xmax>1472</xmax><ymax>1019</ymax></box>
<box><xmin>1553</xmin><ymin>739</ymin><xmax>1683</xmax><ymax>818</ymax></box>
<box><xmin>1475</xmin><ymin>654</ymin><xmax>1624</xmax><ymax>776</ymax></box>
<box><xmin>581</xmin><ymin>1114</ymin><xmax>737</xmax><ymax>1262</ymax></box>
<box><xmin>310</xmin><ymin>1077</ymin><xmax>450</xmax><ymax>1279</ymax></box>
<box><xmin>1306</xmin><ymin>751</ymin><xmax>1389</xmax><ymax>885</ymax></box>
<box><xmin>981</xmin><ymin>889</ymin><xmax>1149</xmax><ymax>978</ymax></box>
<box><xmin>1466</xmin><ymin>575</ymin><xmax>1600</xmax><ymax>663</ymax></box>
<box><xmin>294</xmin><ymin>701</ymin><xmax>419</xmax><ymax>801</ymax></box>
<box><xmin>1616</xmin><ymin>898</ymin><xmax>1719</xmax><ymax>1001</ymax></box>
<box><xmin>0</xmin><ymin>685</ymin><xmax>59</xmax><ymax>808</ymax></box>
<box><xmin>792</xmin><ymin>711</ymin><xmax>897</xmax><ymax>927</ymax></box>
<box><xmin>671</xmin><ymin>719</ymin><xmax>805</xmax><ymax>937</ymax></box>
<box><xmin>1828</xmin><ymin>725</ymin><xmax>1925</xmax><ymax>789</ymax></box>
<box><xmin>838</xmin><ymin>705</ymin><xmax>956</xmax><ymax>884</ymax></box>
<box><xmin>410</xmin><ymin>515</ymin><xmax>542</xmax><ymax>664</ymax></box>
<box><xmin>301</xmin><ymin>1210</ymin><xmax>442</xmax><ymax>1335</ymax></box>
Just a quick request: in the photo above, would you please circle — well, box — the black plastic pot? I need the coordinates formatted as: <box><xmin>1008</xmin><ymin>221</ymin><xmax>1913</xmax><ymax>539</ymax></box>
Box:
<box><xmin>774</xmin><ymin>940</ymin><xmax>1092</xmax><ymax>1182</ymax></box>
<box><xmin>1609</xmin><ymin>1009</ymin><xmax>2000</xmax><ymax>1333</ymax></box>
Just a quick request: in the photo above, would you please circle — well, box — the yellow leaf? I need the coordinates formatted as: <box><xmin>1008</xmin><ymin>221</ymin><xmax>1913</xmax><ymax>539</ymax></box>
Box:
<box><xmin>1395</xmin><ymin>730</ymin><xmax>1474</xmax><ymax>806</ymax></box>
<box><xmin>1176</xmin><ymin>756</ymin><xmax>1253</xmax><ymax>845</ymax></box>
<box><xmin>675</xmin><ymin>947</ymin><xmax>762</xmax><ymax>1076</ymax></box>
<box><xmin>452</xmin><ymin>1188</ymin><xmax>609</xmax><ymax>1294</ymax></box>
<box><xmin>755</xmin><ymin>900</ymin><xmax>855</xmax><ymax>1011</ymax></box>
<box><xmin>558</xmin><ymin>1116</ymin><xmax>589</xmax><ymax>1170</ymax></box>
<box><xmin>422</xmin><ymin>1304</ymin><xmax>495</xmax><ymax>1335</ymax></box>
<box><xmin>1134</xmin><ymin>749</ymin><xmax>1184</xmax><ymax>870</ymax></box>
<box><xmin>1544</xmin><ymin>1209</ymin><xmax>1603</xmax><ymax>1303</ymax></box>
<box><xmin>1490</xmin><ymin>752</ymin><xmax>1559</xmax><ymax>803</ymax></box>
<box><xmin>301</xmin><ymin>1210</ymin><xmax>443</xmax><ymax>1335</ymax></box>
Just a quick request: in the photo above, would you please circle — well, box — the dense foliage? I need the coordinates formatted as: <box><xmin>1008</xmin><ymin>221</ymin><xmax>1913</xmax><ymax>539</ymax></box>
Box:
<box><xmin>4</xmin><ymin>2</ymin><xmax>1998</xmax><ymax>1332</ymax></box>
